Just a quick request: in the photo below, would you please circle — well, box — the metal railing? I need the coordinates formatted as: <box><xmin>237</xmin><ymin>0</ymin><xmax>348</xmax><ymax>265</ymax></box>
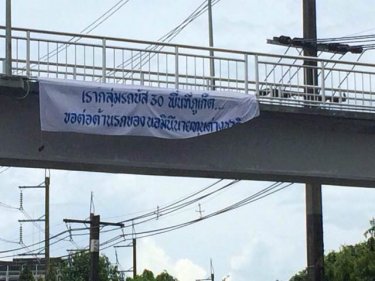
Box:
<box><xmin>2</xmin><ymin>26</ymin><xmax>375</xmax><ymax>113</ymax></box>
<box><xmin>0</xmin><ymin>264</ymin><xmax>45</xmax><ymax>281</ymax></box>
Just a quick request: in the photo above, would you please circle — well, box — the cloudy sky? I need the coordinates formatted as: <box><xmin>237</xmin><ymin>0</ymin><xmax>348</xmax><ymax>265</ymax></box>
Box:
<box><xmin>1</xmin><ymin>1</ymin><xmax>375</xmax><ymax>281</ymax></box>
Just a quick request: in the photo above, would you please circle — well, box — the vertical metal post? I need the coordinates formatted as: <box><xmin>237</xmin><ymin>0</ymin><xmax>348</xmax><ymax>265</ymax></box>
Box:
<box><xmin>303</xmin><ymin>2</ymin><xmax>324</xmax><ymax>281</ymax></box>
<box><xmin>244</xmin><ymin>54</ymin><xmax>249</xmax><ymax>94</ymax></box>
<box><xmin>5</xmin><ymin>0</ymin><xmax>12</xmax><ymax>75</ymax></box>
<box><xmin>26</xmin><ymin>31</ymin><xmax>31</xmax><ymax>77</ymax></box>
<box><xmin>140</xmin><ymin>72</ymin><xmax>144</xmax><ymax>86</ymax></box>
<box><xmin>45</xmin><ymin>176</ymin><xmax>50</xmax><ymax>280</ymax></box>
<box><xmin>5</xmin><ymin>266</ymin><xmax>9</xmax><ymax>281</ymax></box>
<box><xmin>102</xmin><ymin>39</ymin><xmax>107</xmax><ymax>83</ymax></box>
<box><xmin>132</xmin><ymin>238</ymin><xmax>137</xmax><ymax>278</ymax></box>
<box><xmin>90</xmin><ymin>214</ymin><xmax>100</xmax><ymax>281</ymax></box>
<box><xmin>254</xmin><ymin>55</ymin><xmax>260</xmax><ymax>97</ymax></box>
<box><xmin>320</xmin><ymin>61</ymin><xmax>325</xmax><ymax>104</ymax></box>
<box><xmin>208</xmin><ymin>0</ymin><xmax>215</xmax><ymax>90</ymax></box>
<box><xmin>175</xmin><ymin>46</ymin><xmax>179</xmax><ymax>89</ymax></box>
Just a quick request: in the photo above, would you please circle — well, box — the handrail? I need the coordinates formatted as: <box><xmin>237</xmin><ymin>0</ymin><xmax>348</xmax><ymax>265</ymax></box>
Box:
<box><xmin>1</xmin><ymin>25</ymin><xmax>375</xmax><ymax>67</ymax></box>
<box><xmin>2</xmin><ymin>25</ymin><xmax>375</xmax><ymax>114</ymax></box>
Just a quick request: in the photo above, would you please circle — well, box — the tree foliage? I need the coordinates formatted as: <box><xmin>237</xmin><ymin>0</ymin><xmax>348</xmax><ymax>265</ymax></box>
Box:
<box><xmin>19</xmin><ymin>266</ymin><xmax>35</xmax><ymax>281</ymax></box>
<box><xmin>126</xmin><ymin>269</ymin><xmax>178</xmax><ymax>281</ymax></box>
<box><xmin>290</xmin><ymin>221</ymin><xmax>375</xmax><ymax>281</ymax></box>
<box><xmin>58</xmin><ymin>251</ymin><xmax>120</xmax><ymax>281</ymax></box>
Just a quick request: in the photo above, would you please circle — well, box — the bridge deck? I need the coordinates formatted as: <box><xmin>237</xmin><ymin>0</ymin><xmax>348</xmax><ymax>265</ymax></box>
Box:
<box><xmin>1</xmin><ymin>27</ymin><xmax>375</xmax><ymax>187</ymax></box>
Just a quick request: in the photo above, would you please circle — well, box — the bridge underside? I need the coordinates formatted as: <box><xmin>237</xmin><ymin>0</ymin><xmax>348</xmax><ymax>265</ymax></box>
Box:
<box><xmin>1</xmin><ymin>84</ymin><xmax>375</xmax><ymax>187</ymax></box>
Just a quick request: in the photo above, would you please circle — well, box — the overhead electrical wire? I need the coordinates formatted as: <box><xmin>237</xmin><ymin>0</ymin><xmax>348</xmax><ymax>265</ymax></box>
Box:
<box><xmin>63</xmin><ymin>181</ymin><xmax>280</xmax><ymax>243</ymax></box>
<box><xmin>79</xmin><ymin>0</ymin><xmax>132</xmax><ymax>35</ymax></box>
<box><xmin>119</xmin><ymin>179</ymin><xmax>228</xmax><ymax>223</ymax></box>
<box><xmin>107</xmin><ymin>0</ymin><xmax>223</xmax><ymax>78</ymax></box>
<box><xmin>67</xmin><ymin>179</ymin><xmax>234</xmax><ymax>237</ymax></box>
<box><xmin>0</xmin><ymin>201</ymin><xmax>19</xmax><ymax>210</ymax></box>
<box><xmin>0</xmin><ymin>227</ymin><xmax>88</xmax><ymax>255</ymax></box>
<box><xmin>0</xmin><ymin>167</ymin><xmax>11</xmax><ymax>174</ymax></box>
<box><xmin>133</xmin><ymin>182</ymin><xmax>293</xmax><ymax>240</ymax></box>
<box><xmin>99</xmin><ymin>182</ymin><xmax>293</xmax><ymax>251</ymax></box>
<box><xmin>1</xmin><ymin>181</ymin><xmax>292</xmax><ymax>259</ymax></box>
<box><xmin>36</xmin><ymin>0</ymin><xmax>132</xmax><ymax>64</ymax></box>
<box><xmin>118</xmin><ymin>180</ymin><xmax>240</xmax><ymax>228</ymax></box>
<box><xmin>106</xmin><ymin>179</ymin><xmax>224</xmax><ymax>223</ymax></box>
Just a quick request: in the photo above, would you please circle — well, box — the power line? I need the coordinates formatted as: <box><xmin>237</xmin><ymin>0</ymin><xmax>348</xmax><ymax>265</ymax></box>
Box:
<box><xmin>80</xmin><ymin>0</ymin><xmax>131</xmax><ymax>35</ymax></box>
<box><xmin>107</xmin><ymin>0</ymin><xmax>223</xmax><ymax>78</ymax></box>
<box><xmin>0</xmin><ymin>167</ymin><xmax>11</xmax><ymax>174</ymax></box>
<box><xmin>134</xmin><ymin>182</ymin><xmax>293</xmax><ymax>239</ymax></box>
<box><xmin>123</xmin><ymin>180</ymin><xmax>240</xmax><ymax>228</ymax></box>
<box><xmin>0</xmin><ymin>227</ymin><xmax>87</xmax><ymax>255</ymax></box>
<box><xmin>118</xmin><ymin>179</ymin><xmax>225</xmax><ymax>223</ymax></box>
<box><xmin>35</xmin><ymin>0</ymin><xmax>132</xmax><ymax>65</ymax></box>
<box><xmin>1</xmin><ymin>181</ymin><xmax>292</xmax><ymax>260</ymax></box>
<box><xmin>75</xmin><ymin>1</ymin><xmax>133</xmax><ymax>35</ymax></box>
<box><xmin>0</xmin><ymin>201</ymin><xmax>19</xmax><ymax>210</ymax></box>
<box><xmin>98</xmin><ymin>182</ymin><xmax>293</xmax><ymax>251</ymax></box>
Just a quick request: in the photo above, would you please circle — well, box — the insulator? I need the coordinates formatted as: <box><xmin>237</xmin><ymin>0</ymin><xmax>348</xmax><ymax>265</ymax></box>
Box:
<box><xmin>19</xmin><ymin>224</ymin><xmax>23</xmax><ymax>244</ymax></box>
<box><xmin>19</xmin><ymin>191</ymin><xmax>23</xmax><ymax>211</ymax></box>
<box><xmin>350</xmin><ymin>46</ymin><xmax>364</xmax><ymax>54</ymax></box>
<box><xmin>278</xmin><ymin>36</ymin><xmax>292</xmax><ymax>45</ymax></box>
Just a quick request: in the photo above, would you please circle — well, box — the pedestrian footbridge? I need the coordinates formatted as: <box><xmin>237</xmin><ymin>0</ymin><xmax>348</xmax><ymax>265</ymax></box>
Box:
<box><xmin>1</xmin><ymin>27</ymin><xmax>375</xmax><ymax>187</ymax></box>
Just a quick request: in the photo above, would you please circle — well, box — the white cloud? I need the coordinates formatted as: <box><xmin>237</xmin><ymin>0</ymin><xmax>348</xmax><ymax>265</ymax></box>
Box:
<box><xmin>230</xmin><ymin>245</ymin><xmax>250</xmax><ymax>271</ymax></box>
<box><xmin>136</xmin><ymin>238</ymin><xmax>207</xmax><ymax>281</ymax></box>
<box><xmin>174</xmin><ymin>259</ymin><xmax>207</xmax><ymax>281</ymax></box>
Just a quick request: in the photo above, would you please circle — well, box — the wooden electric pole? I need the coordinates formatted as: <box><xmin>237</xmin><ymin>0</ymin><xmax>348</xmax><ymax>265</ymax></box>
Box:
<box><xmin>132</xmin><ymin>238</ymin><xmax>137</xmax><ymax>278</ymax></box>
<box><xmin>45</xmin><ymin>176</ymin><xmax>50</xmax><ymax>279</ymax></box>
<box><xmin>63</xmin><ymin>215</ymin><xmax>124</xmax><ymax>281</ymax></box>
<box><xmin>303</xmin><ymin>1</ymin><xmax>324</xmax><ymax>281</ymax></box>
<box><xmin>90</xmin><ymin>214</ymin><xmax>100</xmax><ymax>281</ymax></box>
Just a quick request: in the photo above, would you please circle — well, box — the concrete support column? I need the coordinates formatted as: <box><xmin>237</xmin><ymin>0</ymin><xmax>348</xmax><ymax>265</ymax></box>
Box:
<box><xmin>306</xmin><ymin>183</ymin><xmax>324</xmax><ymax>281</ymax></box>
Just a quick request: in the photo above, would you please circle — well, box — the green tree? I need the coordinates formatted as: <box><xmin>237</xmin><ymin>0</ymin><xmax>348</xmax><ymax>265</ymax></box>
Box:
<box><xmin>45</xmin><ymin>261</ymin><xmax>59</xmax><ymax>281</ymax></box>
<box><xmin>19</xmin><ymin>266</ymin><xmax>35</xmax><ymax>281</ymax></box>
<box><xmin>59</xmin><ymin>251</ymin><xmax>120</xmax><ymax>281</ymax></box>
<box><xmin>126</xmin><ymin>269</ymin><xmax>177</xmax><ymax>281</ymax></box>
<box><xmin>155</xmin><ymin>271</ymin><xmax>177</xmax><ymax>281</ymax></box>
<box><xmin>290</xmin><ymin>220</ymin><xmax>375</xmax><ymax>281</ymax></box>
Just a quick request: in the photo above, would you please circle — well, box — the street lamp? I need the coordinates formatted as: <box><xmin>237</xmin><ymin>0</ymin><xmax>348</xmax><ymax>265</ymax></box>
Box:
<box><xmin>5</xmin><ymin>0</ymin><xmax>12</xmax><ymax>75</ymax></box>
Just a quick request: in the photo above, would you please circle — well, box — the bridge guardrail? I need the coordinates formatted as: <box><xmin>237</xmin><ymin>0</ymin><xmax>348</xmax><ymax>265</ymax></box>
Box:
<box><xmin>1</xmin><ymin>26</ymin><xmax>375</xmax><ymax>113</ymax></box>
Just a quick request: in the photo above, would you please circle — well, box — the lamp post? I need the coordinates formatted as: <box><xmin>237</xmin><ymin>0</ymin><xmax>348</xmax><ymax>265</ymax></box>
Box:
<box><xmin>208</xmin><ymin>0</ymin><xmax>215</xmax><ymax>89</ymax></box>
<box><xmin>5</xmin><ymin>0</ymin><xmax>12</xmax><ymax>75</ymax></box>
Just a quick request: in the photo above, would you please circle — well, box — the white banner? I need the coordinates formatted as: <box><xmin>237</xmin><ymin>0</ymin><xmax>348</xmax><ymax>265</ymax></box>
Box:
<box><xmin>39</xmin><ymin>78</ymin><xmax>259</xmax><ymax>139</ymax></box>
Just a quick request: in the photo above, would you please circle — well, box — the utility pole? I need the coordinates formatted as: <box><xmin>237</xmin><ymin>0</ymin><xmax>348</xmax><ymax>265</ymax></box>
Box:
<box><xmin>64</xmin><ymin>215</ymin><xmax>124</xmax><ymax>281</ymax></box>
<box><xmin>90</xmin><ymin>214</ymin><xmax>100</xmax><ymax>281</ymax></box>
<box><xmin>303</xmin><ymin>0</ymin><xmax>318</xmax><ymax>99</ymax></box>
<box><xmin>114</xmin><ymin>242</ymin><xmax>136</xmax><ymax>279</ymax></box>
<box><xmin>208</xmin><ymin>0</ymin><xmax>215</xmax><ymax>89</ymax></box>
<box><xmin>18</xmin><ymin>176</ymin><xmax>50</xmax><ymax>276</ymax></box>
<box><xmin>303</xmin><ymin>1</ymin><xmax>324</xmax><ymax>281</ymax></box>
<box><xmin>132</xmin><ymin>238</ymin><xmax>137</xmax><ymax>278</ymax></box>
<box><xmin>5</xmin><ymin>0</ymin><xmax>12</xmax><ymax>75</ymax></box>
<box><xmin>45</xmin><ymin>176</ymin><xmax>50</xmax><ymax>279</ymax></box>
